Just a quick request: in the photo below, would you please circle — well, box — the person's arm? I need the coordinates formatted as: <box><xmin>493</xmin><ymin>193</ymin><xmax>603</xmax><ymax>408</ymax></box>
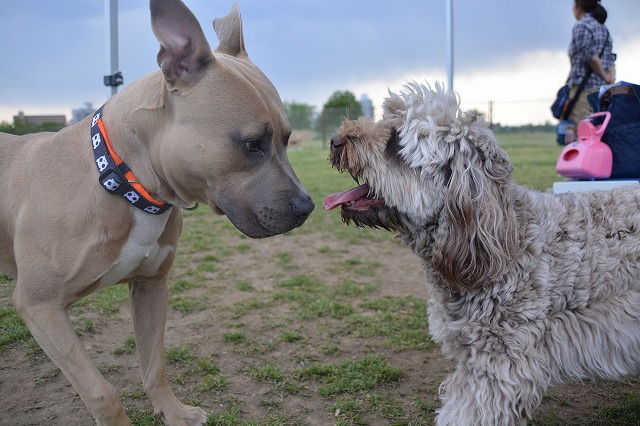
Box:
<box><xmin>588</xmin><ymin>55</ymin><xmax>615</xmax><ymax>84</ymax></box>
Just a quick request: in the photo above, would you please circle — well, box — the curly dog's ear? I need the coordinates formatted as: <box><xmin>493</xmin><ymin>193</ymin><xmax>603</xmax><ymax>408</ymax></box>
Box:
<box><xmin>432</xmin><ymin>141</ymin><xmax>519</xmax><ymax>291</ymax></box>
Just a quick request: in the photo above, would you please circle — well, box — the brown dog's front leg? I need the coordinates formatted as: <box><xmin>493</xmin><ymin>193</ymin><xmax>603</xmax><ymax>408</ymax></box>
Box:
<box><xmin>129</xmin><ymin>278</ymin><xmax>207</xmax><ymax>425</ymax></box>
<box><xmin>12</xmin><ymin>286</ymin><xmax>132</xmax><ymax>425</ymax></box>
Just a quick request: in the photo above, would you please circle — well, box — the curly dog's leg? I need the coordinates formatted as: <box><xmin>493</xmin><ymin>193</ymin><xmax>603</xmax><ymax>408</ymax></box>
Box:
<box><xmin>436</xmin><ymin>357</ymin><xmax>548</xmax><ymax>426</ymax></box>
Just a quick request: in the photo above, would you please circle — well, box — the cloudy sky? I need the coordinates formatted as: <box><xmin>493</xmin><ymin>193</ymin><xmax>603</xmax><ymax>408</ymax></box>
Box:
<box><xmin>1</xmin><ymin>0</ymin><xmax>639</xmax><ymax>126</ymax></box>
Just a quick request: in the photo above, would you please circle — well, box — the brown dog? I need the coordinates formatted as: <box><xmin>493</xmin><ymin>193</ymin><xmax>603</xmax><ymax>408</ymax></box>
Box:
<box><xmin>0</xmin><ymin>1</ymin><xmax>313</xmax><ymax>424</ymax></box>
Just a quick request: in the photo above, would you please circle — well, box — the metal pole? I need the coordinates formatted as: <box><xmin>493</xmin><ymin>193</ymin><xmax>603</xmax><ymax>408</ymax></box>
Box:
<box><xmin>105</xmin><ymin>0</ymin><xmax>120</xmax><ymax>97</ymax></box>
<box><xmin>489</xmin><ymin>100</ymin><xmax>494</xmax><ymax>126</ymax></box>
<box><xmin>446</xmin><ymin>0</ymin><xmax>454</xmax><ymax>91</ymax></box>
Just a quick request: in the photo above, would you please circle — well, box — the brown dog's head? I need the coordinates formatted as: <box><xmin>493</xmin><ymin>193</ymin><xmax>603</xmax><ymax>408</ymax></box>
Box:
<box><xmin>325</xmin><ymin>83</ymin><xmax>519</xmax><ymax>291</ymax></box>
<box><xmin>143</xmin><ymin>0</ymin><xmax>313</xmax><ymax>238</ymax></box>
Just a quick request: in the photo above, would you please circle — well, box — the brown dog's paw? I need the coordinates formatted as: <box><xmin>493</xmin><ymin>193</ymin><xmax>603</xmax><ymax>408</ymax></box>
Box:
<box><xmin>156</xmin><ymin>402</ymin><xmax>207</xmax><ymax>426</ymax></box>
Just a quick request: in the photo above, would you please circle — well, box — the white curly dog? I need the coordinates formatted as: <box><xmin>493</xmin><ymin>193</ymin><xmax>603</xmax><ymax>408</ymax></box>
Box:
<box><xmin>324</xmin><ymin>82</ymin><xmax>640</xmax><ymax>425</ymax></box>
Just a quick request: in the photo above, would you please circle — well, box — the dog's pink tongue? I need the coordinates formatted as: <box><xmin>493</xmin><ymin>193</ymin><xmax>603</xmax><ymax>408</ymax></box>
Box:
<box><xmin>323</xmin><ymin>184</ymin><xmax>370</xmax><ymax>211</ymax></box>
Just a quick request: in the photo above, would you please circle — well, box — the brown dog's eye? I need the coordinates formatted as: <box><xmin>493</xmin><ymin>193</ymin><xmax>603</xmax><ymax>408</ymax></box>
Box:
<box><xmin>246</xmin><ymin>140</ymin><xmax>262</xmax><ymax>153</ymax></box>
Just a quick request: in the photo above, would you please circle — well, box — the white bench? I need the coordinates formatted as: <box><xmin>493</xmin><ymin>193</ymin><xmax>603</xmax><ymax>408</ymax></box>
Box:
<box><xmin>553</xmin><ymin>179</ymin><xmax>640</xmax><ymax>194</ymax></box>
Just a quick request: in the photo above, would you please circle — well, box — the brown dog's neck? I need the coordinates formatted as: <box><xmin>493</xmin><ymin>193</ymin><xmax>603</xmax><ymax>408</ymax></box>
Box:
<box><xmin>98</xmin><ymin>73</ymin><xmax>174</xmax><ymax>206</ymax></box>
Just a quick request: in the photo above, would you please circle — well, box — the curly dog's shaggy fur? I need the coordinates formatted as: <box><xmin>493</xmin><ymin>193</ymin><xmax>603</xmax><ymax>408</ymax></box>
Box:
<box><xmin>324</xmin><ymin>82</ymin><xmax>640</xmax><ymax>425</ymax></box>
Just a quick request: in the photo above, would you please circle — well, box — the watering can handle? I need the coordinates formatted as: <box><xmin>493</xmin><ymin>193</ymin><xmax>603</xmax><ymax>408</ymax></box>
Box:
<box><xmin>587</xmin><ymin>111</ymin><xmax>611</xmax><ymax>138</ymax></box>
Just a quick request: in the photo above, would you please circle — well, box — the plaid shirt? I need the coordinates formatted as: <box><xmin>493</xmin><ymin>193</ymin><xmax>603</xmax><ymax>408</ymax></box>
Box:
<box><xmin>568</xmin><ymin>13</ymin><xmax>616</xmax><ymax>88</ymax></box>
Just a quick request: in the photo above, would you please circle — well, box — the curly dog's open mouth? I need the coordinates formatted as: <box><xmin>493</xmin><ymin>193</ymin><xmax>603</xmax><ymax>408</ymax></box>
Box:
<box><xmin>323</xmin><ymin>183</ymin><xmax>385</xmax><ymax>212</ymax></box>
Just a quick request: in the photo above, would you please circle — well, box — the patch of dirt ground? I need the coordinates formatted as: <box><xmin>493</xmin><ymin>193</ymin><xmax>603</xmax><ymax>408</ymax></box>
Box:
<box><xmin>1</xmin><ymin>214</ymin><xmax>639</xmax><ymax>425</ymax></box>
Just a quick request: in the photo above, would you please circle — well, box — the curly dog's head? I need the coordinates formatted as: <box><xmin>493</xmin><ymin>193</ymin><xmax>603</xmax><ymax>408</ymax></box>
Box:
<box><xmin>325</xmin><ymin>82</ymin><xmax>519</xmax><ymax>291</ymax></box>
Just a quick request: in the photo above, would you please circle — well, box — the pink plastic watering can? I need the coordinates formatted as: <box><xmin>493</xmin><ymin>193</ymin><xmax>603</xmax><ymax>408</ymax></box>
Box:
<box><xmin>556</xmin><ymin>111</ymin><xmax>613</xmax><ymax>180</ymax></box>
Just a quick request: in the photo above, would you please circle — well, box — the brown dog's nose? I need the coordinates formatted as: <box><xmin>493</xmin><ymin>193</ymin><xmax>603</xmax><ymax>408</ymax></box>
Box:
<box><xmin>290</xmin><ymin>194</ymin><xmax>315</xmax><ymax>226</ymax></box>
<box><xmin>330</xmin><ymin>134</ymin><xmax>344</xmax><ymax>149</ymax></box>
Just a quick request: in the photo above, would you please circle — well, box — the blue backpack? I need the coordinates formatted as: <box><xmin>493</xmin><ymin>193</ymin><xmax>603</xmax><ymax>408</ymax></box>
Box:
<box><xmin>588</xmin><ymin>83</ymin><xmax>640</xmax><ymax>178</ymax></box>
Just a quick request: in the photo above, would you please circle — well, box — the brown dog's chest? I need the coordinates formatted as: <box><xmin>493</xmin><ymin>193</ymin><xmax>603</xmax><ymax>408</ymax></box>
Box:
<box><xmin>96</xmin><ymin>210</ymin><xmax>175</xmax><ymax>289</ymax></box>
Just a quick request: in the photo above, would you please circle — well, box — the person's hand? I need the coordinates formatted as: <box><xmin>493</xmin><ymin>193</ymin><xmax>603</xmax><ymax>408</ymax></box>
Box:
<box><xmin>605</xmin><ymin>67</ymin><xmax>616</xmax><ymax>84</ymax></box>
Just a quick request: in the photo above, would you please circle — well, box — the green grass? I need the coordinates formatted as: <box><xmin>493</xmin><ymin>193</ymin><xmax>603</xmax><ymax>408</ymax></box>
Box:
<box><xmin>296</xmin><ymin>354</ymin><xmax>404</xmax><ymax>396</ymax></box>
<box><xmin>496</xmin><ymin>132</ymin><xmax>562</xmax><ymax>190</ymax></box>
<box><xmin>170</xmin><ymin>277</ymin><xmax>201</xmax><ymax>292</ymax></box>
<box><xmin>350</xmin><ymin>295</ymin><xmax>432</xmax><ymax>350</ymax></box>
<box><xmin>273</xmin><ymin>277</ymin><xmax>357</xmax><ymax>320</ymax></box>
<box><xmin>165</xmin><ymin>346</ymin><xmax>197</xmax><ymax>364</ymax></box>
<box><xmin>205</xmin><ymin>408</ymin><xmax>259</xmax><ymax>426</ymax></box>
<box><xmin>332</xmin><ymin>279</ymin><xmax>378</xmax><ymax>297</ymax></box>
<box><xmin>275</xmin><ymin>251</ymin><xmax>295</xmax><ymax>270</ymax></box>
<box><xmin>71</xmin><ymin>284</ymin><xmax>129</xmax><ymax>316</ymax></box>
<box><xmin>196</xmin><ymin>358</ymin><xmax>220</xmax><ymax>374</ymax></box>
<box><xmin>278</xmin><ymin>330</ymin><xmax>304</xmax><ymax>343</ymax></box>
<box><xmin>169</xmin><ymin>294</ymin><xmax>208</xmax><ymax>314</ymax></box>
<box><xmin>223</xmin><ymin>330</ymin><xmax>247</xmax><ymax>344</ymax></box>
<box><xmin>598</xmin><ymin>394</ymin><xmax>640</xmax><ymax>424</ymax></box>
<box><xmin>73</xmin><ymin>318</ymin><xmax>95</xmax><ymax>336</ymax></box>
<box><xmin>244</xmin><ymin>362</ymin><xmax>301</xmax><ymax>395</ymax></box>
<box><xmin>234</xmin><ymin>280</ymin><xmax>255</xmax><ymax>292</ymax></box>
<box><xmin>0</xmin><ymin>306</ymin><xmax>31</xmax><ymax>347</ymax></box>
<box><xmin>114</xmin><ymin>336</ymin><xmax>137</xmax><ymax>355</ymax></box>
<box><xmin>332</xmin><ymin>397</ymin><xmax>364</xmax><ymax>425</ymax></box>
<box><xmin>247</xmin><ymin>362</ymin><xmax>286</xmax><ymax>382</ymax></box>
<box><xmin>201</xmin><ymin>374</ymin><xmax>228</xmax><ymax>393</ymax></box>
<box><xmin>125</xmin><ymin>407</ymin><xmax>164</xmax><ymax>425</ymax></box>
<box><xmin>231</xmin><ymin>297</ymin><xmax>268</xmax><ymax>319</ymax></box>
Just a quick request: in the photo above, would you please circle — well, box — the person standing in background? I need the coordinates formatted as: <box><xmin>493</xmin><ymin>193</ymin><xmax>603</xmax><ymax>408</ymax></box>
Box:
<box><xmin>567</xmin><ymin>0</ymin><xmax>616</xmax><ymax>123</ymax></box>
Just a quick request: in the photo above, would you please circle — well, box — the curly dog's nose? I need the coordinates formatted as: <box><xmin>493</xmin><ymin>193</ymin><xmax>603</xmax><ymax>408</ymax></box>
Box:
<box><xmin>330</xmin><ymin>134</ymin><xmax>344</xmax><ymax>150</ymax></box>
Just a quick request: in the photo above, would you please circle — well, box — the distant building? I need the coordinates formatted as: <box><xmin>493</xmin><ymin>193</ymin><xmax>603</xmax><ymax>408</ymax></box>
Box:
<box><xmin>71</xmin><ymin>102</ymin><xmax>95</xmax><ymax>124</ymax></box>
<box><xmin>14</xmin><ymin>111</ymin><xmax>66</xmax><ymax>126</ymax></box>
<box><xmin>359</xmin><ymin>94</ymin><xmax>373</xmax><ymax>118</ymax></box>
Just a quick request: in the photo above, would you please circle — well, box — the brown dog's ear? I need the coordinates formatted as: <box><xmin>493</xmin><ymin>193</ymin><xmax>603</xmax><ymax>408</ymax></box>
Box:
<box><xmin>150</xmin><ymin>0</ymin><xmax>213</xmax><ymax>86</ymax></box>
<box><xmin>213</xmin><ymin>3</ymin><xmax>247</xmax><ymax>58</ymax></box>
<box><xmin>432</xmin><ymin>142</ymin><xmax>519</xmax><ymax>292</ymax></box>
